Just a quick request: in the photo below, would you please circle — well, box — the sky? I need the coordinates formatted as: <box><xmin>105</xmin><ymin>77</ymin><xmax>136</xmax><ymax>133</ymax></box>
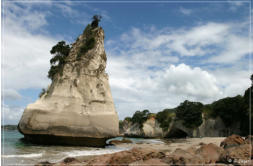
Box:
<box><xmin>1</xmin><ymin>0</ymin><xmax>252</xmax><ymax>124</ymax></box>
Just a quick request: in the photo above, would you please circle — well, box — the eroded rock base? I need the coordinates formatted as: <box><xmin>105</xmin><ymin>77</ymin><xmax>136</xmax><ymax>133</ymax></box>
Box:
<box><xmin>23</xmin><ymin>134</ymin><xmax>107</xmax><ymax>147</ymax></box>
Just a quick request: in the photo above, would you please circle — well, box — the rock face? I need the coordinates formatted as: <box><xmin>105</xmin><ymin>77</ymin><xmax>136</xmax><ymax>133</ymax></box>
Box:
<box><xmin>87</xmin><ymin>148</ymin><xmax>166</xmax><ymax>166</ymax></box>
<box><xmin>108</xmin><ymin>138</ymin><xmax>133</xmax><ymax>145</ymax></box>
<box><xmin>36</xmin><ymin>134</ymin><xmax>253</xmax><ymax>166</ymax></box>
<box><xmin>220</xmin><ymin>144</ymin><xmax>252</xmax><ymax>165</ymax></box>
<box><xmin>122</xmin><ymin>114</ymin><xmax>241</xmax><ymax>138</ymax></box>
<box><xmin>18</xmin><ymin>26</ymin><xmax>119</xmax><ymax>147</ymax></box>
<box><xmin>166</xmin><ymin>116</ymin><xmax>230</xmax><ymax>138</ymax></box>
<box><xmin>124</xmin><ymin>118</ymin><xmax>163</xmax><ymax>138</ymax></box>
<box><xmin>142</xmin><ymin>117</ymin><xmax>163</xmax><ymax>138</ymax></box>
<box><xmin>197</xmin><ymin>116</ymin><xmax>227</xmax><ymax>137</ymax></box>
<box><xmin>220</xmin><ymin>134</ymin><xmax>245</xmax><ymax>149</ymax></box>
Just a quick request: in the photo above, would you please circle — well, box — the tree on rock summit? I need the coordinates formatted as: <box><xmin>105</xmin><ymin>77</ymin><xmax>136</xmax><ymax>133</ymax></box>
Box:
<box><xmin>91</xmin><ymin>15</ymin><xmax>102</xmax><ymax>28</ymax></box>
<box><xmin>48</xmin><ymin>41</ymin><xmax>70</xmax><ymax>80</ymax></box>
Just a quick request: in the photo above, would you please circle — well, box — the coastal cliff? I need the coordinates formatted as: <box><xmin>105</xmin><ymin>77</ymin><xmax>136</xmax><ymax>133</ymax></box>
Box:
<box><xmin>124</xmin><ymin>117</ymin><xmax>163</xmax><ymax>138</ymax></box>
<box><xmin>121</xmin><ymin>114</ymin><xmax>241</xmax><ymax>138</ymax></box>
<box><xmin>120</xmin><ymin>90</ymin><xmax>251</xmax><ymax>138</ymax></box>
<box><xmin>18</xmin><ymin>25</ymin><xmax>119</xmax><ymax>147</ymax></box>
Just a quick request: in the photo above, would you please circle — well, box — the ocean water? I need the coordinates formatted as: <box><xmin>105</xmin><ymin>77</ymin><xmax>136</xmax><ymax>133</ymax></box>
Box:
<box><xmin>1</xmin><ymin>130</ymin><xmax>164</xmax><ymax>165</ymax></box>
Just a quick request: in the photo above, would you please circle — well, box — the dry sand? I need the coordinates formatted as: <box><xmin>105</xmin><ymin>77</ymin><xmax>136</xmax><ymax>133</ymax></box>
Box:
<box><xmin>74</xmin><ymin>137</ymin><xmax>226</xmax><ymax>163</ymax></box>
<box><xmin>116</xmin><ymin>137</ymin><xmax>226</xmax><ymax>154</ymax></box>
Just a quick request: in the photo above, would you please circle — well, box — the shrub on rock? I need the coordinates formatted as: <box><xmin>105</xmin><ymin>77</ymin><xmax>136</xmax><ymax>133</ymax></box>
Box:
<box><xmin>175</xmin><ymin>100</ymin><xmax>203</xmax><ymax>128</ymax></box>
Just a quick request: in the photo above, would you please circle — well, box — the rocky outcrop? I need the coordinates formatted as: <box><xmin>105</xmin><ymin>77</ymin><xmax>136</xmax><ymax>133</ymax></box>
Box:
<box><xmin>124</xmin><ymin>118</ymin><xmax>163</xmax><ymax>138</ymax></box>
<box><xmin>108</xmin><ymin>138</ymin><xmax>132</xmax><ymax>145</ymax></box>
<box><xmin>124</xmin><ymin>123</ymin><xmax>144</xmax><ymax>138</ymax></box>
<box><xmin>218</xmin><ymin>135</ymin><xmax>252</xmax><ymax>165</ymax></box>
<box><xmin>122</xmin><ymin>114</ymin><xmax>241</xmax><ymax>138</ymax></box>
<box><xmin>219</xmin><ymin>144</ymin><xmax>252</xmax><ymax>165</ymax></box>
<box><xmin>36</xmin><ymin>134</ymin><xmax>253</xmax><ymax>166</ymax></box>
<box><xmin>197</xmin><ymin>116</ymin><xmax>227</xmax><ymax>137</ymax></box>
<box><xmin>220</xmin><ymin>134</ymin><xmax>245</xmax><ymax>149</ymax></box>
<box><xmin>86</xmin><ymin>148</ymin><xmax>166</xmax><ymax>166</ymax></box>
<box><xmin>142</xmin><ymin>117</ymin><xmax>163</xmax><ymax>137</ymax></box>
<box><xmin>162</xmin><ymin>148</ymin><xmax>205</xmax><ymax>165</ymax></box>
<box><xmin>119</xmin><ymin>120</ymin><xmax>131</xmax><ymax>134</ymax></box>
<box><xmin>245</xmin><ymin>135</ymin><xmax>253</xmax><ymax>144</ymax></box>
<box><xmin>195</xmin><ymin>143</ymin><xmax>224</xmax><ymax>163</ymax></box>
<box><xmin>166</xmin><ymin>119</ymin><xmax>193</xmax><ymax>138</ymax></box>
<box><xmin>166</xmin><ymin>116</ymin><xmax>231</xmax><ymax>138</ymax></box>
<box><xmin>162</xmin><ymin>143</ymin><xmax>223</xmax><ymax>165</ymax></box>
<box><xmin>18</xmin><ymin>26</ymin><xmax>119</xmax><ymax>147</ymax></box>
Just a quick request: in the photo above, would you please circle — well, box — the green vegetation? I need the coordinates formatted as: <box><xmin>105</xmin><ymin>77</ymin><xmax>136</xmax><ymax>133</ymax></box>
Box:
<box><xmin>211</xmin><ymin>95</ymin><xmax>246</xmax><ymax>127</ymax></box>
<box><xmin>121</xmin><ymin>110</ymin><xmax>151</xmax><ymax>129</ymax></box>
<box><xmin>119</xmin><ymin>120</ymin><xmax>124</xmax><ymax>131</ymax></box>
<box><xmin>147</xmin><ymin>113</ymin><xmax>156</xmax><ymax>119</ymax></box>
<box><xmin>176</xmin><ymin>100</ymin><xmax>203</xmax><ymax>128</ymax></box>
<box><xmin>78</xmin><ymin>37</ymin><xmax>95</xmax><ymax>58</ymax></box>
<box><xmin>131</xmin><ymin>110</ymin><xmax>150</xmax><ymax>128</ymax></box>
<box><xmin>121</xmin><ymin>74</ymin><xmax>253</xmax><ymax>135</ymax></box>
<box><xmin>156</xmin><ymin>109</ymin><xmax>175</xmax><ymax>131</ymax></box>
<box><xmin>48</xmin><ymin>41</ymin><xmax>70</xmax><ymax>80</ymax></box>
<box><xmin>76</xmin><ymin>15</ymin><xmax>103</xmax><ymax>60</ymax></box>
<box><xmin>124</xmin><ymin>117</ymin><xmax>132</xmax><ymax>122</ymax></box>
<box><xmin>83</xmin><ymin>24</ymin><xmax>91</xmax><ymax>35</ymax></box>
<box><xmin>77</xmin><ymin>26</ymin><xmax>96</xmax><ymax>60</ymax></box>
<box><xmin>39</xmin><ymin>88</ymin><xmax>46</xmax><ymax>98</ymax></box>
<box><xmin>202</xmin><ymin>104</ymin><xmax>214</xmax><ymax>119</ymax></box>
<box><xmin>241</xmin><ymin>86</ymin><xmax>253</xmax><ymax>135</ymax></box>
<box><xmin>207</xmin><ymin>74</ymin><xmax>253</xmax><ymax>134</ymax></box>
<box><xmin>91</xmin><ymin>15</ymin><xmax>102</xmax><ymax>28</ymax></box>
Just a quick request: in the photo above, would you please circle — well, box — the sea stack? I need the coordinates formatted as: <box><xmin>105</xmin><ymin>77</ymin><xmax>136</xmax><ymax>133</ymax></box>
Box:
<box><xmin>18</xmin><ymin>24</ymin><xmax>119</xmax><ymax>147</ymax></box>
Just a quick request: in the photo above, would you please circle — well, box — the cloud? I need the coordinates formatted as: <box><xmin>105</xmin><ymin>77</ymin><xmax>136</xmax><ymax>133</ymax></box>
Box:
<box><xmin>212</xmin><ymin>69</ymin><xmax>251</xmax><ymax>97</ymax></box>
<box><xmin>2</xmin><ymin>2</ymin><xmax>57</xmax><ymax>91</ymax></box>
<box><xmin>3</xmin><ymin>2</ymin><xmax>48</xmax><ymax>33</ymax></box>
<box><xmin>2</xmin><ymin>29</ymin><xmax>56</xmax><ymax>90</ymax></box>
<box><xmin>115</xmin><ymin>22</ymin><xmax>251</xmax><ymax>63</ymax></box>
<box><xmin>2</xmin><ymin>89</ymin><xmax>22</xmax><ymax>100</ymax></box>
<box><xmin>179</xmin><ymin>7</ymin><xmax>192</xmax><ymax>15</ymax></box>
<box><xmin>51</xmin><ymin>1</ymin><xmax>110</xmax><ymax>26</ymax></box>
<box><xmin>54</xmin><ymin>2</ymin><xmax>79</xmax><ymax>17</ymax></box>
<box><xmin>107</xmin><ymin>56</ymin><xmax>251</xmax><ymax>119</ymax></box>
<box><xmin>1</xmin><ymin>105</ymin><xmax>24</xmax><ymax>125</ymax></box>
<box><xmin>107</xmin><ymin>61</ymin><xmax>230</xmax><ymax>119</ymax></box>
<box><xmin>229</xmin><ymin>1</ymin><xmax>245</xmax><ymax>11</ymax></box>
<box><xmin>2</xmin><ymin>2</ymin><xmax>251</xmax><ymax>122</ymax></box>
<box><xmin>105</xmin><ymin>22</ymin><xmax>251</xmax><ymax>119</ymax></box>
<box><xmin>208</xmin><ymin>35</ymin><xmax>251</xmax><ymax>63</ymax></box>
<box><xmin>155</xmin><ymin>64</ymin><xmax>221</xmax><ymax>100</ymax></box>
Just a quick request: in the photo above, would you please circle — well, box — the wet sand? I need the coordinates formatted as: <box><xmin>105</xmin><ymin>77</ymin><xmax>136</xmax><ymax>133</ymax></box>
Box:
<box><xmin>75</xmin><ymin>137</ymin><xmax>226</xmax><ymax>162</ymax></box>
<box><xmin>116</xmin><ymin>137</ymin><xmax>225</xmax><ymax>153</ymax></box>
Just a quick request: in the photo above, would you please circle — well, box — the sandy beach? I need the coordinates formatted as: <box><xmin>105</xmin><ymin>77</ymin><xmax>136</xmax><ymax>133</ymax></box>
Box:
<box><xmin>116</xmin><ymin>137</ymin><xmax>226</xmax><ymax>152</ymax></box>
<box><xmin>71</xmin><ymin>137</ymin><xmax>227</xmax><ymax>164</ymax></box>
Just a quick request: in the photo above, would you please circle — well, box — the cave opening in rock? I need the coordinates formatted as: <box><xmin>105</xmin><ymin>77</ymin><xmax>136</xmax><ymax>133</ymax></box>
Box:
<box><xmin>166</xmin><ymin>128</ymin><xmax>188</xmax><ymax>138</ymax></box>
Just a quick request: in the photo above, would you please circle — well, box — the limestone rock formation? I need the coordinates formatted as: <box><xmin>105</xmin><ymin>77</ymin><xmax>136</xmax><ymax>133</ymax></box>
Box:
<box><xmin>142</xmin><ymin>117</ymin><xmax>164</xmax><ymax>138</ymax></box>
<box><xmin>122</xmin><ymin>114</ymin><xmax>241</xmax><ymax>138</ymax></box>
<box><xmin>166</xmin><ymin>116</ymin><xmax>228</xmax><ymax>138</ymax></box>
<box><xmin>124</xmin><ymin>118</ymin><xmax>163</xmax><ymax>138</ymax></box>
<box><xmin>18</xmin><ymin>26</ymin><xmax>119</xmax><ymax>147</ymax></box>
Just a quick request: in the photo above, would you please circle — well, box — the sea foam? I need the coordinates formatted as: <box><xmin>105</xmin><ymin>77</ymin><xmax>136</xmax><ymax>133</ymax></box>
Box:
<box><xmin>61</xmin><ymin>147</ymin><xmax>130</xmax><ymax>158</ymax></box>
<box><xmin>2</xmin><ymin>153</ymin><xmax>43</xmax><ymax>158</ymax></box>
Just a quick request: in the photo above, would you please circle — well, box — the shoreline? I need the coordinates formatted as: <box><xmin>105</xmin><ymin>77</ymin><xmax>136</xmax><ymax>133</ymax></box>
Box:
<box><xmin>3</xmin><ymin>133</ymin><xmax>252</xmax><ymax>166</ymax></box>
<box><xmin>116</xmin><ymin>137</ymin><xmax>226</xmax><ymax>151</ymax></box>
<box><xmin>38</xmin><ymin>137</ymin><xmax>228</xmax><ymax>165</ymax></box>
